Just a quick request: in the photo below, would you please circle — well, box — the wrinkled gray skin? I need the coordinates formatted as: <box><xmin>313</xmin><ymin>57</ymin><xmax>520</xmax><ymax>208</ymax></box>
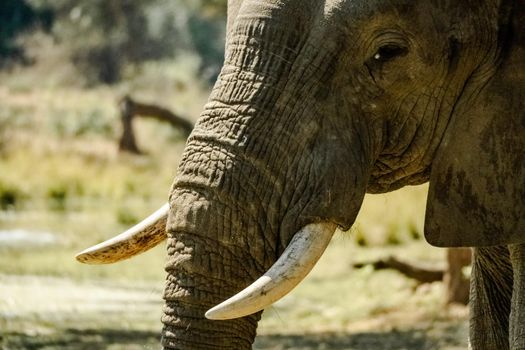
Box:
<box><xmin>163</xmin><ymin>0</ymin><xmax>524</xmax><ymax>349</ymax></box>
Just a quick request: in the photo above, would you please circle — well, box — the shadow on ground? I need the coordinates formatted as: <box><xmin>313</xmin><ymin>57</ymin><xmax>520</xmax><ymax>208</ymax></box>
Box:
<box><xmin>1</xmin><ymin>325</ymin><xmax>467</xmax><ymax>350</ymax></box>
<box><xmin>255</xmin><ymin>326</ymin><xmax>467</xmax><ymax>349</ymax></box>
<box><xmin>1</xmin><ymin>328</ymin><xmax>160</xmax><ymax>350</ymax></box>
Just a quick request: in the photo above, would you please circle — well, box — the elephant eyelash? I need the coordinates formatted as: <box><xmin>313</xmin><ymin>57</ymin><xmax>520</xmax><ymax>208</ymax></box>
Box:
<box><xmin>363</xmin><ymin>44</ymin><xmax>409</xmax><ymax>84</ymax></box>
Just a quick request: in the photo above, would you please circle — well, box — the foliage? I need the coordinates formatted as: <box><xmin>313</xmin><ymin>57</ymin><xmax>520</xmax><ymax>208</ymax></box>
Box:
<box><xmin>0</xmin><ymin>110</ymin><xmax>15</xmax><ymax>155</ymax></box>
<box><xmin>0</xmin><ymin>180</ymin><xmax>25</xmax><ymax>210</ymax></box>
<box><xmin>23</xmin><ymin>0</ymin><xmax>227</xmax><ymax>85</ymax></box>
<box><xmin>0</xmin><ymin>0</ymin><xmax>53</xmax><ymax>66</ymax></box>
<box><xmin>48</xmin><ymin>108</ymin><xmax>113</xmax><ymax>138</ymax></box>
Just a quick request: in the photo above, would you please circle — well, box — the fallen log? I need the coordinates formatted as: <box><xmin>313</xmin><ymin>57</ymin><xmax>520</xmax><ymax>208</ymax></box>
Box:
<box><xmin>354</xmin><ymin>248</ymin><xmax>471</xmax><ymax>305</ymax></box>
<box><xmin>353</xmin><ymin>256</ymin><xmax>444</xmax><ymax>283</ymax></box>
<box><xmin>118</xmin><ymin>95</ymin><xmax>194</xmax><ymax>154</ymax></box>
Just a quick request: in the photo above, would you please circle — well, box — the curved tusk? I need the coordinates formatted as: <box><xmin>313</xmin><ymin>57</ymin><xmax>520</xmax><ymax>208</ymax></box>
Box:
<box><xmin>75</xmin><ymin>203</ymin><xmax>169</xmax><ymax>265</ymax></box>
<box><xmin>205</xmin><ymin>222</ymin><xmax>337</xmax><ymax>320</ymax></box>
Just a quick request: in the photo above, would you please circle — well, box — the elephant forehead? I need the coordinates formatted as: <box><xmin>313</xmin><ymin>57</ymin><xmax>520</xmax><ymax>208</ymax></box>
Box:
<box><xmin>323</xmin><ymin>0</ymin><xmax>463</xmax><ymax>31</ymax></box>
<box><xmin>238</xmin><ymin>0</ymin><xmax>465</xmax><ymax>24</ymax></box>
<box><xmin>238</xmin><ymin>0</ymin><xmax>322</xmax><ymax>22</ymax></box>
<box><xmin>236</xmin><ymin>0</ymin><xmax>420</xmax><ymax>28</ymax></box>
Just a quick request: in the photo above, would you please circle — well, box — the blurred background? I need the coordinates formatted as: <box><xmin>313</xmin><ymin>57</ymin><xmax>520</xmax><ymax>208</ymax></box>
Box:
<box><xmin>0</xmin><ymin>1</ymin><xmax>468</xmax><ymax>349</ymax></box>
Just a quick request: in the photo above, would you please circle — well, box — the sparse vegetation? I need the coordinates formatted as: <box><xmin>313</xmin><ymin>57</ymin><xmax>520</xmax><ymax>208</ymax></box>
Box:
<box><xmin>0</xmin><ymin>181</ymin><xmax>25</xmax><ymax>209</ymax></box>
<box><xmin>0</xmin><ymin>206</ymin><xmax>467</xmax><ymax>350</ymax></box>
<box><xmin>0</xmin><ymin>2</ymin><xmax>467</xmax><ymax>348</ymax></box>
<box><xmin>0</xmin><ymin>55</ymin><xmax>457</xmax><ymax>348</ymax></box>
<box><xmin>0</xmin><ymin>0</ymin><xmax>53</xmax><ymax>66</ymax></box>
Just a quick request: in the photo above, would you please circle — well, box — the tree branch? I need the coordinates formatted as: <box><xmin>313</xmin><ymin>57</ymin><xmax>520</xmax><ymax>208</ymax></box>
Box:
<box><xmin>118</xmin><ymin>95</ymin><xmax>194</xmax><ymax>154</ymax></box>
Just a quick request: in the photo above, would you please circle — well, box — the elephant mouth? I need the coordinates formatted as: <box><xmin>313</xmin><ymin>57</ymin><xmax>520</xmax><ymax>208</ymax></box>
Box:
<box><xmin>76</xmin><ymin>204</ymin><xmax>337</xmax><ymax>319</ymax></box>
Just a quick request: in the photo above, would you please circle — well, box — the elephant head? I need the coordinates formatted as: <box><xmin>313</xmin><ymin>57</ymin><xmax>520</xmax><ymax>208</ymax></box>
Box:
<box><xmin>77</xmin><ymin>0</ymin><xmax>524</xmax><ymax>348</ymax></box>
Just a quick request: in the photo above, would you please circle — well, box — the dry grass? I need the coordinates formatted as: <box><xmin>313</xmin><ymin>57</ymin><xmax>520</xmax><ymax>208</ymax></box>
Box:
<box><xmin>0</xmin><ymin>54</ymin><xmax>467</xmax><ymax>349</ymax></box>
<box><xmin>0</xmin><ymin>186</ymin><xmax>469</xmax><ymax>349</ymax></box>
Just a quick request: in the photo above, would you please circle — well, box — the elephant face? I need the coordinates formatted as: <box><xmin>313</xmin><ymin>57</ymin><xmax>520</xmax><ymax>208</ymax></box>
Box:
<box><xmin>78</xmin><ymin>0</ymin><xmax>524</xmax><ymax>348</ymax></box>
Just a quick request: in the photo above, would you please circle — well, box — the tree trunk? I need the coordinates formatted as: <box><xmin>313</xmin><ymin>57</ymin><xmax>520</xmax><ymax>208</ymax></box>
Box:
<box><xmin>444</xmin><ymin>248</ymin><xmax>471</xmax><ymax>305</ymax></box>
<box><xmin>118</xmin><ymin>95</ymin><xmax>194</xmax><ymax>154</ymax></box>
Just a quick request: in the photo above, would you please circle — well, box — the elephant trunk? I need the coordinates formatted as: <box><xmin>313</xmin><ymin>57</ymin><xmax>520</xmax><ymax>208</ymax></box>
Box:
<box><xmin>161</xmin><ymin>191</ymin><xmax>266</xmax><ymax>349</ymax></box>
<box><xmin>76</xmin><ymin>6</ymin><xmax>371</xmax><ymax>346</ymax></box>
<box><xmin>162</xmin><ymin>256</ymin><xmax>260</xmax><ymax>349</ymax></box>
<box><xmin>162</xmin><ymin>287</ymin><xmax>259</xmax><ymax>349</ymax></box>
<box><xmin>160</xmin><ymin>7</ymin><xmax>372</xmax><ymax>346</ymax></box>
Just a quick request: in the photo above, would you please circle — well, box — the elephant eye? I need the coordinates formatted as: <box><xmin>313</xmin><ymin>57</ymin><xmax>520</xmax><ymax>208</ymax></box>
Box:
<box><xmin>373</xmin><ymin>44</ymin><xmax>408</xmax><ymax>62</ymax></box>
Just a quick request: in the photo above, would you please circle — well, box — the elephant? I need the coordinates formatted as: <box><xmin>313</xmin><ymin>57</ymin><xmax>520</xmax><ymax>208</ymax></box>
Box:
<box><xmin>76</xmin><ymin>0</ymin><xmax>525</xmax><ymax>349</ymax></box>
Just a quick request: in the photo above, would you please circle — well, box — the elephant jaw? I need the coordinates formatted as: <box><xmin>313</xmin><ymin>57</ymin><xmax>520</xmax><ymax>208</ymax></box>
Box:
<box><xmin>76</xmin><ymin>205</ymin><xmax>337</xmax><ymax>318</ymax></box>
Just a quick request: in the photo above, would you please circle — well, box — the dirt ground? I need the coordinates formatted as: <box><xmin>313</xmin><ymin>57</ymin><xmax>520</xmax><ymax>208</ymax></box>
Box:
<box><xmin>0</xmin><ymin>274</ymin><xmax>469</xmax><ymax>350</ymax></box>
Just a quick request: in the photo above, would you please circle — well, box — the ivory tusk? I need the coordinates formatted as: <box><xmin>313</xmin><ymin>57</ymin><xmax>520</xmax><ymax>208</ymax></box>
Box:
<box><xmin>75</xmin><ymin>203</ymin><xmax>169</xmax><ymax>265</ymax></box>
<box><xmin>205</xmin><ymin>222</ymin><xmax>337</xmax><ymax>320</ymax></box>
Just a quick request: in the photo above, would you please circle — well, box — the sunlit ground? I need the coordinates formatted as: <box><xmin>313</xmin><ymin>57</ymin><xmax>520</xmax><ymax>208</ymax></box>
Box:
<box><xmin>0</xmin><ymin>187</ymin><xmax>468</xmax><ymax>349</ymax></box>
<box><xmin>1</xmin><ymin>62</ymin><xmax>467</xmax><ymax>349</ymax></box>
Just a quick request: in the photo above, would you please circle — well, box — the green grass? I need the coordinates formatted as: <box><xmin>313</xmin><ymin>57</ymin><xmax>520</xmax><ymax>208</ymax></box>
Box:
<box><xmin>0</xmin><ymin>148</ymin><xmax>182</xmax><ymax>207</ymax></box>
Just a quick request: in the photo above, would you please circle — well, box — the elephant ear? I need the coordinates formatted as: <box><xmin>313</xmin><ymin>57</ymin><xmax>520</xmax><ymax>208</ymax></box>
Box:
<box><xmin>425</xmin><ymin>1</ymin><xmax>525</xmax><ymax>247</ymax></box>
<box><xmin>424</xmin><ymin>67</ymin><xmax>525</xmax><ymax>247</ymax></box>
